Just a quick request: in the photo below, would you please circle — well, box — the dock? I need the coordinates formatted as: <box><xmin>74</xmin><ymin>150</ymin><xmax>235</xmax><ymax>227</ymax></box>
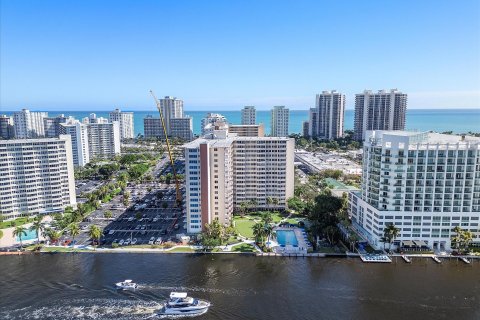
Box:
<box><xmin>360</xmin><ymin>254</ymin><xmax>391</xmax><ymax>263</ymax></box>
<box><xmin>401</xmin><ymin>255</ymin><xmax>411</xmax><ymax>263</ymax></box>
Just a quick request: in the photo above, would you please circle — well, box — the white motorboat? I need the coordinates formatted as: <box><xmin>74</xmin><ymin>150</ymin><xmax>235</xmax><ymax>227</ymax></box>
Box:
<box><xmin>159</xmin><ymin>292</ymin><xmax>210</xmax><ymax>315</ymax></box>
<box><xmin>115</xmin><ymin>279</ymin><xmax>138</xmax><ymax>290</ymax></box>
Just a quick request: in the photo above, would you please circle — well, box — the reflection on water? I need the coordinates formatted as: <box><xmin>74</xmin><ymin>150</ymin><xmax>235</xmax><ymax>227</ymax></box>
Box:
<box><xmin>0</xmin><ymin>254</ymin><xmax>479</xmax><ymax>320</ymax></box>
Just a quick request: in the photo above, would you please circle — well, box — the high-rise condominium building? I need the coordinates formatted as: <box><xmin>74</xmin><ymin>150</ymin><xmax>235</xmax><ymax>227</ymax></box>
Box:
<box><xmin>143</xmin><ymin>116</ymin><xmax>193</xmax><ymax>141</ymax></box>
<box><xmin>0</xmin><ymin>115</ymin><xmax>15</xmax><ymax>139</ymax></box>
<box><xmin>159</xmin><ymin>96</ymin><xmax>184</xmax><ymax>134</ymax></box>
<box><xmin>271</xmin><ymin>106</ymin><xmax>289</xmax><ymax>137</ymax></box>
<box><xmin>13</xmin><ymin>109</ymin><xmax>48</xmax><ymax>138</ymax></box>
<box><xmin>201</xmin><ymin>113</ymin><xmax>228</xmax><ymax>136</ymax></box>
<box><xmin>228</xmin><ymin>124</ymin><xmax>265</xmax><ymax>137</ymax></box>
<box><xmin>83</xmin><ymin>115</ymin><xmax>121</xmax><ymax>159</ymax></box>
<box><xmin>43</xmin><ymin>114</ymin><xmax>68</xmax><ymax>138</ymax></box>
<box><xmin>241</xmin><ymin>106</ymin><xmax>256</xmax><ymax>125</ymax></box>
<box><xmin>354</xmin><ymin>89</ymin><xmax>407</xmax><ymax>141</ymax></box>
<box><xmin>183</xmin><ymin>128</ymin><xmax>294</xmax><ymax>233</ymax></box>
<box><xmin>109</xmin><ymin>109</ymin><xmax>134</xmax><ymax>140</ymax></box>
<box><xmin>307</xmin><ymin>91</ymin><xmax>345</xmax><ymax>139</ymax></box>
<box><xmin>0</xmin><ymin>135</ymin><xmax>76</xmax><ymax>220</ymax></box>
<box><xmin>59</xmin><ymin>119</ymin><xmax>90</xmax><ymax>167</ymax></box>
<box><xmin>348</xmin><ymin>131</ymin><xmax>480</xmax><ymax>251</ymax></box>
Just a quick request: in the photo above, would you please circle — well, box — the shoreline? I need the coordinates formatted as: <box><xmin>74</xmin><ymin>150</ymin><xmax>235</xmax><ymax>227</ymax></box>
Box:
<box><xmin>3</xmin><ymin>247</ymin><xmax>480</xmax><ymax>262</ymax></box>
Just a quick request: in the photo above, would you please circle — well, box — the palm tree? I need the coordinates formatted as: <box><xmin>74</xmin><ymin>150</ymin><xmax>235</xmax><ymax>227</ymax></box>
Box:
<box><xmin>88</xmin><ymin>225</ymin><xmax>101</xmax><ymax>250</ymax></box>
<box><xmin>29</xmin><ymin>216</ymin><xmax>45</xmax><ymax>246</ymax></box>
<box><xmin>68</xmin><ymin>223</ymin><xmax>80</xmax><ymax>245</ymax></box>
<box><xmin>266</xmin><ymin>197</ymin><xmax>273</xmax><ymax>212</ymax></box>
<box><xmin>45</xmin><ymin>228</ymin><xmax>63</xmax><ymax>244</ymax></box>
<box><xmin>104</xmin><ymin>211</ymin><xmax>112</xmax><ymax>219</ymax></box>
<box><xmin>271</xmin><ymin>198</ymin><xmax>279</xmax><ymax>212</ymax></box>
<box><xmin>262</xmin><ymin>212</ymin><xmax>273</xmax><ymax>225</ymax></box>
<box><xmin>252</xmin><ymin>222</ymin><xmax>265</xmax><ymax>246</ymax></box>
<box><xmin>263</xmin><ymin>224</ymin><xmax>274</xmax><ymax>246</ymax></box>
<box><xmin>386</xmin><ymin>224</ymin><xmax>400</xmax><ymax>252</ymax></box>
<box><xmin>13</xmin><ymin>225</ymin><xmax>27</xmax><ymax>248</ymax></box>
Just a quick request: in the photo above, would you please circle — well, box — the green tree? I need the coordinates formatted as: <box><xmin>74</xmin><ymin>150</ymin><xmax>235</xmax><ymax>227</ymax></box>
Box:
<box><xmin>104</xmin><ymin>211</ymin><xmax>113</xmax><ymax>219</ymax></box>
<box><xmin>123</xmin><ymin>191</ymin><xmax>130</xmax><ymax>207</ymax></box>
<box><xmin>262</xmin><ymin>212</ymin><xmax>273</xmax><ymax>225</ymax></box>
<box><xmin>13</xmin><ymin>225</ymin><xmax>27</xmax><ymax>248</ymax></box>
<box><xmin>252</xmin><ymin>222</ymin><xmax>266</xmax><ymax>246</ymax></box>
<box><xmin>29</xmin><ymin>216</ymin><xmax>45</xmax><ymax>246</ymax></box>
<box><xmin>45</xmin><ymin>228</ymin><xmax>63</xmax><ymax>244</ymax></box>
<box><xmin>68</xmin><ymin>223</ymin><xmax>80</xmax><ymax>245</ymax></box>
<box><xmin>88</xmin><ymin>225</ymin><xmax>102</xmax><ymax>250</ymax></box>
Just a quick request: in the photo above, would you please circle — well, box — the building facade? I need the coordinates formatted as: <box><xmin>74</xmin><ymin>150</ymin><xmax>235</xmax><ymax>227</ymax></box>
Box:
<box><xmin>0</xmin><ymin>115</ymin><xmax>15</xmax><ymax>139</ymax></box>
<box><xmin>86</xmin><ymin>121</ymin><xmax>121</xmax><ymax>159</ymax></box>
<box><xmin>228</xmin><ymin>124</ymin><xmax>265</xmax><ymax>137</ymax></box>
<box><xmin>144</xmin><ymin>116</ymin><xmax>193</xmax><ymax>141</ymax></box>
<box><xmin>354</xmin><ymin>89</ymin><xmax>408</xmax><ymax>141</ymax></box>
<box><xmin>348</xmin><ymin>131</ymin><xmax>480</xmax><ymax>251</ymax></box>
<box><xmin>59</xmin><ymin>119</ymin><xmax>90</xmax><ymax>167</ymax></box>
<box><xmin>43</xmin><ymin>114</ymin><xmax>68</xmax><ymax>138</ymax></box>
<box><xmin>201</xmin><ymin>113</ymin><xmax>227</xmax><ymax>136</ymax></box>
<box><xmin>271</xmin><ymin>106</ymin><xmax>289</xmax><ymax>137</ymax></box>
<box><xmin>0</xmin><ymin>135</ymin><xmax>76</xmax><ymax>220</ymax></box>
<box><xmin>159</xmin><ymin>96</ymin><xmax>184</xmax><ymax>134</ymax></box>
<box><xmin>109</xmin><ymin>109</ymin><xmax>134</xmax><ymax>140</ymax></box>
<box><xmin>308</xmin><ymin>91</ymin><xmax>345</xmax><ymax>139</ymax></box>
<box><xmin>183</xmin><ymin>129</ymin><xmax>294</xmax><ymax>233</ymax></box>
<box><xmin>241</xmin><ymin>106</ymin><xmax>256</xmax><ymax>125</ymax></box>
<box><xmin>13</xmin><ymin>109</ymin><xmax>48</xmax><ymax>138</ymax></box>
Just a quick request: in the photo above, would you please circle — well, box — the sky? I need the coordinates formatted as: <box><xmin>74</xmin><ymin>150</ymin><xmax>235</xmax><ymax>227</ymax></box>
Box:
<box><xmin>1</xmin><ymin>0</ymin><xmax>479</xmax><ymax>111</ymax></box>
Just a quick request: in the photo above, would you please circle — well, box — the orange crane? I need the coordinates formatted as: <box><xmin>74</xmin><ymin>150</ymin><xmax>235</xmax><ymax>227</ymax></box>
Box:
<box><xmin>149</xmin><ymin>90</ymin><xmax>182</xmax><ymax>207</ymax></box>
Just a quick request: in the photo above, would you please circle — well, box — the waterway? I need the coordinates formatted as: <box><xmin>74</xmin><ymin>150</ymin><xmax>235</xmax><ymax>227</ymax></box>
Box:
<box><xmin>0</xmin><ymin>254</ymin><xmax>479</xmax><ymax>319</ymax></box>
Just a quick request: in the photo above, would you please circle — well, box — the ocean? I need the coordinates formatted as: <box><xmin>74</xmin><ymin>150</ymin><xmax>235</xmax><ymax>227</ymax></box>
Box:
<box><xmin>3</xmin><ymin>109</ymin><xmax>480</xmax><ymax>136</ymax></box>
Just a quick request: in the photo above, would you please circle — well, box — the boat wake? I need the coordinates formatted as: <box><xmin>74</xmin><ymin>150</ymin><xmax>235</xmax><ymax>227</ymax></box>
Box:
<box><xmin>0</xmin><ymin>298</ymin><xmax>163</xmax><ymax>320</ymax></box>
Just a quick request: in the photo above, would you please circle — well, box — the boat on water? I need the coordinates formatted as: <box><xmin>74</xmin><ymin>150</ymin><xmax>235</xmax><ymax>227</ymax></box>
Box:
<box><xmin>432</xmin><ymin>256</ymin><xmax>442</xmax><ymax>264</ymax></box>
<box><xmin>158</xmin><ymin>292</ymin><xmax>211</xmax><ymax>315</ymax></box>
<box><xmin>401</xmin><ymin>255</ymin><xmax>412</xmax><ymax>263</ymax></box>
<box><xmin>461</xmin><ymin>257</ymin><xmax>471</xmax><ymax>264</ymax></box>
<box><xmin>115</xmin><ymin>279</ymin><xmax>138</xmax><ymax>290</ymax></box>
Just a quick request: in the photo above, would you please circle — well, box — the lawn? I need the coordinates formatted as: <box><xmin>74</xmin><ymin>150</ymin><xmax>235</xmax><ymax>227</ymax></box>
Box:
<box><xmin>234</xmin><ymin>218</ymin><xmax>255</xmax><ymax>238</ymax></box>
<box><xmin>167</xmin><ymin>247</ymin><xmax>195</xmax><ymax>253</ymax></box>
<box><xmin>231</xmin><ymin>243</ymin><xmax>256</xmax><ymax>252</ymax></box>
<box><xmin>0</xmin><ymin>217</ymin><xmax>31</xmax><ymax>229</ymax></box>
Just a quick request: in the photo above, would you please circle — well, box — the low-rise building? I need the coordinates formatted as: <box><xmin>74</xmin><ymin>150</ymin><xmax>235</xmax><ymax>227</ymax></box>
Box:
<box><xmin>228</xmin><ymin>124</ymin><xmax>265</xmax><ymax>137</ymax></box>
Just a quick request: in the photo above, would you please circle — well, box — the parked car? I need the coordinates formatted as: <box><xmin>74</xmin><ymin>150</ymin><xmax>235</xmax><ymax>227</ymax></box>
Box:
<box><xmin>148</xmin><ymin>237</ymin><xmax>155</xmax><ymax>245</ymax></box>
<box><xmin>131</xmin><ymin>238</ymin><xmax>138</xmax><ymax>245</ymax></box>
<box><xmin>108</xmin><ymin>230</ymin><xmax>115</xmax><ymax>235</ymax></box>
<box><xmin>119</xmin><ymin>239</ymin><xmax>125</xmax><ymax>246</ymax></box>
<box><xmin>155</xmin><ymin>237</ymin><xmax>162</xmax><ymax>245</ymax></box>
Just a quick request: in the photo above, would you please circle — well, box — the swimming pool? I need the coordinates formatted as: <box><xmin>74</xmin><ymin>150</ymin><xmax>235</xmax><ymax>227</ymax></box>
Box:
<box><xmin>276</xmin><ymin>230</ymin><xmax>298</xmax><ymax>246</ymax></box>
<box><xmin>16</xmin><ymin>229</ymin><xmax>37</xmax><ymax>242</ymax></box>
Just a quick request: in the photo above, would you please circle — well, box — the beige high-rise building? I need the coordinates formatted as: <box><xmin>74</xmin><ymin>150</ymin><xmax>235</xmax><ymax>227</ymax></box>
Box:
<box><xmin>228</xmin><ymin>124</ymin><xmax>265</xmax><ymax>137</ymax></box>
<box><xmin>183</xmin><ymin>128</ymin><xmax>294</xmax><ymax>233</ymax></box>
<box><xmin>0</xmin><ymin>135</ymin><xmax>76</xmax><ymax>220</ymax></box>
<box><xmin>308</xmin><ymin>91</ymin><xmax>345</xmax><ymax>139</ymax></box>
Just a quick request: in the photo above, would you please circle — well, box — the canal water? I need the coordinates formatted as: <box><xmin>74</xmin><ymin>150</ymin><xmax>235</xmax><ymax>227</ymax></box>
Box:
<box><xmin>0</xmin><ymin>254</ymin><xmax>479</xmax><ymax>319</ymax></box>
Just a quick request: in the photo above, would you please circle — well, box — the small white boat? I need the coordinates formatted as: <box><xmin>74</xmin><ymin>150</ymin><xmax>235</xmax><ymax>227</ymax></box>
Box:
<box><xmin>401</xmin><ymin>255</ymin><xmax>411</xmax><ymax>263</ymax></box>
<box><xmin>115</xmin><ymin>279</ymin><xmax>138</xmax><ymax>290</ymax></box>
<box><xmin>159</xmin><ymin>292</ymin><xmax>210</xmax><ymax>315</ymax></box>
<box><xmin>461</xmin><ymin>257</ymin><xmax>471</xmax><ymax>264</ymax></box>
<box><xmin>432</xmin><ymin>256</ymin><xmax>442</xmax><ymax>264</ymax></box>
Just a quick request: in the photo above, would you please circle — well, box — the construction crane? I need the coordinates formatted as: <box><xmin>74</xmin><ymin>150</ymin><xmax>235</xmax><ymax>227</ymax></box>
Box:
<box><xmin>149</xmin><ymin>90</ymin><xmax>182</xmax><ymax>207</ymax></box>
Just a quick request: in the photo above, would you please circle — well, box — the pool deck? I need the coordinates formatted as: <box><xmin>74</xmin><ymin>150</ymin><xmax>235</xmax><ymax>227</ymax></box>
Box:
<box><xmin>274</xmin><ymin>227</ymin><xmax>310</xmax><ymax>254</ymax></box>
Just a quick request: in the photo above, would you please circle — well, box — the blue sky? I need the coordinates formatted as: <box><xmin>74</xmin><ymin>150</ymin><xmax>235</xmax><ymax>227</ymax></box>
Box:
<box><xmin>1</xmin><ymin>0</ymin><xmax>479</xmax><ymax>111</ymax></box>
